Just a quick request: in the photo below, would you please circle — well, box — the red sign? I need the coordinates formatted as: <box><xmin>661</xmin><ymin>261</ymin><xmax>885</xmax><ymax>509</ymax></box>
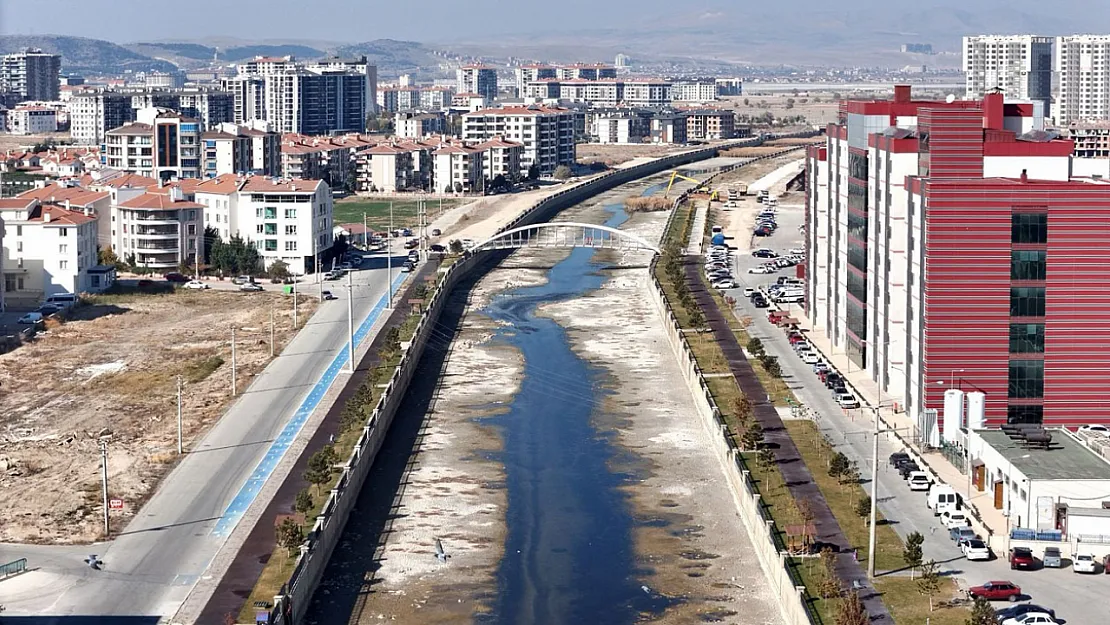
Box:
<box><xmin>109</xmin><ymin>498</ymin><xmax>124</xmax><ymax>510</ymax></box>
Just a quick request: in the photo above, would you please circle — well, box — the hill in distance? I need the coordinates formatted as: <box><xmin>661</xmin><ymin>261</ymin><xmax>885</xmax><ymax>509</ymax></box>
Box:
<box><xmin>0</xmin><ymin>34</ymin><xmax>177</xmax><ymax>75</ymax></box>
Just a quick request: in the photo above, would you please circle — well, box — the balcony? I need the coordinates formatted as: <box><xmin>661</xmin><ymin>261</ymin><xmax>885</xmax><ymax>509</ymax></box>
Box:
<box><xmin>133</xmin><ymin>241</ymin><xmax>180</xmax><ymax>252</ymax></box>
<box><xmin>133</xmin><ymin>226</ymin><xmax>179</xmax><ymax>238</ymax></box>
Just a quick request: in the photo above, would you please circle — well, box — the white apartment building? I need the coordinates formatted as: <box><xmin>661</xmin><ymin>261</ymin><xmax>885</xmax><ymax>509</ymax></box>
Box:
<box><xmin>394</xmin><ymin>111</ymin><xmax>446</xmax><ymax>138</ymax></box>
<box><xmin>5</xmin><ymin>105</ymin><xmax>57</xmax><ymax>134</ymax></box>
<box><xmin>202</xmin><ymin>121</ymin><xmax>280</xmax><ymax>177</ymax></box>
<box><xmin>113</xmin><ymin>186</ymin><xmax>203</xmax><ymax>269</ymax></box>
<box><xmin>556</xmin><ymin>64</ymin><xmax>617</xmax><ymax>81</ymax></box>
<box><xmin>672</xmin><ymin>81</ymin><xmax>717</xmax><ymax>103</ymax></box>
<box><xmin>475</xmin><ymin>138</ymin><xmax>523</xmax><ymax>183</ymax></box>
<box><xmin>0</xmin><ymin>197</ymin><xmax>99</xmax><ymax>306</ymax></box>
<box><xmin>222</xmin><ymin>58</ymin><xmax>367</xmax><ymax>135</ymax></box>
<box><xmin>358</xmin><ymin>144</ymin><xmax>417</xmax><ymax>192</ymax></box>
<box><xmin>462</xmin><ymin>105</ymin><xmax>576</xmax><ymax>176</ymax></box>
<box><xmin>1054</xmin><ymin>35</ymin><xmax>1110</xmax><ymax>125</ymax></box>
<box><xmin>104</xmin><ymin>108</ymin><xmax>202</xmax><ymax>181</ymax></box>
<box><xmin>591</xmin><ymin>111</ymin><xmax>650</xmax><ymax>144</ymax></box>
<box><xmin>194</xmin><ymin>175</ymin><xmax>333</xmax><ymax>274</ymax></box>
<box><xmin>622</xmin><ymin>80</ymin><xmax>672</xmax><ymax>106</ymax></box>
<box><xmin>0</xmin><ymin>48</ymin><xmax>61</xmax><ymax>101</ymax></box>
<box><xmin>456</xmin><ymin>65</ymin><xmax>498</xmax><ymax>101</ymax></box>
<box><xmin>433</xmin><ymin>144</ymin><xmax>484</xmax><ymax>193</ymax></box>
<box><xmin>68</xmin><ymin>91</ymin><xmax>133</xmax><ymax>144</ymax></box>
<box><xmin>515</xmin><ymin>65</ymin><xmax>557</xmax><ymax>92</ymax></box>
<box><xmin>963</xmin><ymin>35</ymin><xmax>1053</xmax><ymax>114</ymax></box>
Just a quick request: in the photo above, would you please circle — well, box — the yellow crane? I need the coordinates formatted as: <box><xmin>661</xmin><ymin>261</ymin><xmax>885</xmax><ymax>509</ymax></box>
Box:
<box><xmin>664</xmin><ymin>170</ymin><xmax>701</xmax><ymax>198</ymax></box>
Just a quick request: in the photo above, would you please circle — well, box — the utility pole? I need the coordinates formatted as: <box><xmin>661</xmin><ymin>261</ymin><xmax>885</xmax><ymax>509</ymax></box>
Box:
<box><xmin>363</xmin><ymin>211</ymin><xmax>368</xmax><ymax>250</ymax></box>
<box><xmin>194</xmin><ymin>235</ymin><xmax>201</xmax><ymax>281</ymax></box>
<box><xmin>176</xmin><ymin>376</ymin><xmax>183</xmax><ymax>455</ymax></box>
<box><xmin>231</xmin><ymin>327</ymin><xmax>237</xmax><ymax>396</ymax></box>
<box><xmin>419</xmin><ymin>196</ymin><xmax>427</xmax><ymax>262</ymax></box>
<box><xmin>317</xmin><ymin>257</ymin><xmax>323</xmax><ymax>302</ymax></box>
<box><xmin>292</xmin><ymin>277</ymin><xmax>299</xmax><ymax>328</ymax></box>
<box><xmin>346</xmin><ymin>270</ymin><xmax>355</xmax><ymax>373</ymax></box>
<box><xmin>269</xmin><ymin>304</ymin><xmax>275</xmax><ymax>357</ymax></box>
<box><xmin>387</xmin><ymin>201</ymin><xmax>394</xmax><ymax>309</ymax></box>
<box><xmin>100</xmin><ymin>439</ymin><xmax>110</xmax><ymax>537</ymax></box>
<box><xmin>867</xmin><ymin>399</ymin><xmax>879</xmax><ymax>579</ymax></box>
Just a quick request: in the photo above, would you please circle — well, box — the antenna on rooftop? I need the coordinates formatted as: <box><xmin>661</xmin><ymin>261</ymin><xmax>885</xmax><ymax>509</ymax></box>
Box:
<box><xmin>945</xmin><ymin>94</ymin><xmax>956</xmax><ymax>104</ymax></box>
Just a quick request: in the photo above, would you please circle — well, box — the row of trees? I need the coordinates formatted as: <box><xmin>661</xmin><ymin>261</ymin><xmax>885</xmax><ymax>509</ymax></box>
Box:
<box><xmin>746</xmin><ymin>337</ymin><xmax>783</xmax><ymax>378</ymax></box>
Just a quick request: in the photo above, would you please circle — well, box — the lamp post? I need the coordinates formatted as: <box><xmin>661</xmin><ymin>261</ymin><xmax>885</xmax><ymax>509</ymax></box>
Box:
<box><xmin>950</xmin><ymin>368</ymin><xmax>966</xmax><ymax>390</ymax></box>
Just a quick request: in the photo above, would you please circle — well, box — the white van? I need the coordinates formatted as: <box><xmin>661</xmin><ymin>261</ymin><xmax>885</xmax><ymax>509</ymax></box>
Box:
<box><xmin>711</xmin><ymin>225</ymin><xmax>723</xmax><ymax>234</ymax></box>
<box><xmin>46</xmin><ymin>293</ymin><xmax>78</xmax><ymax>308</ymax></box>
<box><xmin>927</xmin><ymin>485</ymin><xmax>961</xmax><ymax>515</ymax></box>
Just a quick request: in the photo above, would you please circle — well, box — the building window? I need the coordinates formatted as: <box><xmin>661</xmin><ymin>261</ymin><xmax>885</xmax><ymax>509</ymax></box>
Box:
<box><xmin>1008</xmin><ymin>359</ymin><xmax>1044</xmax><ymax>398</ymax></box>
<box><xmin>188</xmin><ymin>224</ymin><xmax>197</xmax><ymax>236</ymax></box>
<box><xmin>1011</xmin><ymin>213</ymin><xmax>1047</xmax><ymax>244</ymax></box>
<box><xmin>1008</xmin><ymin>405</ymin><xmax>1043</xmax><ymax>424</ymax></box>
<box><xmin>285</xmin><ymin>240</ymin><xmax>298</xmax><ymax>251</ymax></box>
<box><xmin>256</xmin><ymin>224</ymin><xmax>264</xmax><ymax>234</ymax></box>
<box><xmin>59</xmin><ymin>244</ymin><xmax>67</xmax><ymax>254</ymax></box>
<box><xmin>59</xmin><ymin>260</ymin><xmax>68</xmax><ymax>270</ymax></box>
<box><xmin>1009</xmin><ymin>323</ymin><xmax>1045</xmax><ymax>353</ymax></box>
<box><xmin>1010</xmin><ymin>287</ymin><xmax>1045</xmax><ymax>317</ymax></box>
<box><xmin>1011</xmin><ymin>250</ymin><xmax>1046</xmax><ymax>281</ymax></box>
<box><xmin>285</xmin><ymin>208</ymin><xmax>297</xmax><ymax>219</ymax></box>
<box><xmin>59</xmin><ymin>228</ymin><xmax>69</xmax><ymax>237</ymax></box>
<box><xmin>264</xmin><ymin>239</ymin><xmax>277</xmax><ymax>251</ymax></box>
<box><xmin>285</xmin><ymin>224</ymin><xmax>297</xmax><ymax>235</ymax></box>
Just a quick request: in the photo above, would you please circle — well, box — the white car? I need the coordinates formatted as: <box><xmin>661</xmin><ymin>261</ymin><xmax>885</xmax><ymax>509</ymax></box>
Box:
<box><xmin>836</xmin><ymin>393</ymin><xmax>860</xmax><ymax>409</ymax></box>
<box><xmin>742</xmin><ymin>287</ymin><xmax>756</xmax><ymax>297</ymax></box>
<box><xmin>1073</xmin><ymin>552</ymin><xmax>1098</xmax><ymax>573</ymax></box>
<box><xmin>907</xmin><ymin>471</ymin><xmax>932</xmax><ymax>491</ymax></box>
<box><xmin>1078</xmin><ymin>424</ymin><xmax>1110</xmax><ymax>435</ymax></box>
<box><xmin>712</xmin><ymin>279</ymin><xmax>737</xmax><ymax>290</ymax></box>
<box><xmin>941</xmin><ymin>510</ymin><xmax>970</xmax><ymax>529</ymax></box>
<box><xmin>748</xmin><ymin>266</ymin><xmax>774</xmax><ymax>274</ymax></box>
<box><xmin>789</xmin><ymin>248</ymin><xmax>805</xmax><ymax>255</ymax></box>
<box><xmin>1003</xmin><ymin>614</ymin><xmax>1058</xmax><ymax>625</ymax></box>
<box><xmin>961</xmin><ymin>538</ymin><xmax>992</xmax><ymax>561</ymax></box>
<box><xmin>183</xmin><ymin>280</ymin><xmax>209</xmax><ymax>290</ymax></box>
<box><xmin>801</xmin><ymin>352</ymin><xmax>820</xmax><ymax>365</ymax></box>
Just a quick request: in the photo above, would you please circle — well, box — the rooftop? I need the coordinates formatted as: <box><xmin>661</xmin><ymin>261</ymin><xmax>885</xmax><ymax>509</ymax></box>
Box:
<box><xmin>976</xmin><ymin>428</ymin><xmax>1110</xmax><ymax>481</ymax></box>
<box><xmin>119</xmin><ymin>193</ymin><xmax>203</xmax><ymax>210</ymax></box>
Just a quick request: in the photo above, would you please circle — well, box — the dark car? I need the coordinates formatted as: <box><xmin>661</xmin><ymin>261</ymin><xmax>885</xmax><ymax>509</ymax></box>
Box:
<box><xmin>429</xmin><ymin>244</ymin><xmax>446</xmax><ymax>253</ymax></box>
<box><xmin>321</xmin><ymin>290</ymin><xmax>337</xmax><ymax>301</ymax></box>
<box><xmin>898</xmin><ymin>462</ymin><xmax>921</xmax><ymax>478</ymax></box>
<box><xmin>967</xmin><ymin>580</ymin><xmax>1021</xmax><ymax>602</ymax></box>
<box><xmin>752</xmin><ymin>297</ymin><xmax>769</xmax><ymax>309</ymax></box>
<box><xmin>889</xmin><ymin>452</ymin><xmax>911</xmax><ymax>467</ymax></box>
<box><xmin>754</xmin><ymin>227</ymin><xmax>772</xmax><ymax>237</ymax></box>
<box><xmin>1009</xmin><ymin>547</ymin><xmax>1036</xmax><ymax>570</ymax></box>
<box><xmin>752</xmin><ymin>249</ymin><xmax>778</xmax><ymax>258</ymax></box>
<box><xmin>404</xmin><ymin>239</ymin><xmax>419</xmax><ymax>249</ymax></box>
<box><xmin>37</xmin><ymin>304</ymin><xmax>61</xmax><ymax>316</ymax></box>
<box><xmin>995</xmin><ymin>604</ymin><xmax>1056</xmax><ymax>621</ymax></box>
<box><xmin>825</xmin><ymin>374</ymin><xmax>844</xmax><ymax>388</ymax></box>
<box><xmin>137</xmin><ymin>279</ymin><xmax>155</xmax><ymax>288</ymax></box>
<box><xmin>163</xmin><ymin>272</ymin><xmax>189</xmax><ymax>283</ymax></box>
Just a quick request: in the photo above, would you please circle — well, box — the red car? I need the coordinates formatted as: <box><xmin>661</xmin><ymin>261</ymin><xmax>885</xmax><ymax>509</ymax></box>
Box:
<box><xmin>1008</xmin><ymin>547</ymin><xmax>1036</xmax><ymax>570</ymax></box>
<box><xmin>967</xmin><ymin>580</ymin><xmax>1021</xmax><ymax>602</ymax></box>
<box><xmin>163</xmin><ymin>272</ymin><xmax>189</xmax><ymax>283</ymax></box>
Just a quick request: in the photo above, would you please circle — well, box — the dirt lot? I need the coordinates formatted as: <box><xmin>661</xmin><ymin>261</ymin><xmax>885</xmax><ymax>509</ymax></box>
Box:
<box><xmin>577</xmin><ymin>143</ymin><xmax>688</xmax><ymax>166</ymax></box>
<box><xmin>719</xmin><ymin>94</ymin><xmax>840</xmax><ymax>126</ymax></box>
<box><xmin>0</xmin><ymin>132</ymin><xmax>73</xmax><ymax>151</ymax></box>
<box><xmin>0</xmin><ymin>290</ymin><xmax>316</xmax><ymax>544</ymax></box>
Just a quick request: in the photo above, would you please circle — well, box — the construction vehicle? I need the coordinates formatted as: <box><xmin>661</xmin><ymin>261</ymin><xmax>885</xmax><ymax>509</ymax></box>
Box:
<box><xmin>663</xmin><ymin>170</ymin><xmax>701</xmax><ymax>198</ymax></box>
<box><xmin>727</xmin><ymin>183</ymin><xmax>748</xmax><ymax>200</ymax></box>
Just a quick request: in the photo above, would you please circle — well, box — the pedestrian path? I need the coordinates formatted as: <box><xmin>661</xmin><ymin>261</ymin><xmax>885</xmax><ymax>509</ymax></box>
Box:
<box><xmin>682</xmin><ymin>259</ymin><xmax>892</xmax><ymax>621</ymax></box>
<box><xmin>686</xmin><ymin>201</ymin><xmax>708</xmax><ymax>255</ymax></box>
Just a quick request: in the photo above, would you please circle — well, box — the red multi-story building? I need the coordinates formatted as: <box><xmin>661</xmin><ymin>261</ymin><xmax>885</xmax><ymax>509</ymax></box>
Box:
<box><xmin>805</xmin><ymin>86</ymin><xmax>1110</xmax><ymax>429</ymax></box>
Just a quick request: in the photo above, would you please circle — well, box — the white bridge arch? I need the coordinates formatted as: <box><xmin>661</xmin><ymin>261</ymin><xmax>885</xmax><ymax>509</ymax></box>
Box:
<box><xmin>467</xmin><ymin>222</ymin><xmax>661</xmax><ymax>255</ymax></box>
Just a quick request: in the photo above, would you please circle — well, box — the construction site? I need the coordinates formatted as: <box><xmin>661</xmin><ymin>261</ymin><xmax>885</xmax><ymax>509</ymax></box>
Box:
<box><xmin>0</xmin><ymin>290</ymin><xmax>313</xmax><ymax>544</ymax></box>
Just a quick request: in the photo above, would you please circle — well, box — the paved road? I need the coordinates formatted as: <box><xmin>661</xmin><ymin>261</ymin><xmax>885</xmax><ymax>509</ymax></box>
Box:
<box><xmin>0</xmin><ymin>252</ymin><xmax>409</xmax><ymax>621</ymax></box>
<box><xmin>718</xmin><ymin>199</ymin><xmax>1104</xmax><ymax>625</ymax></box>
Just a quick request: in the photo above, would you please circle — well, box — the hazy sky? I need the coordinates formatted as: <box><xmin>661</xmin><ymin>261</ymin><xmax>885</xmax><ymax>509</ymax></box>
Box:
<box><xmin>0</xmin><ymin>0</ymin><xmax>689</xmax><ymax>43</ymax></box>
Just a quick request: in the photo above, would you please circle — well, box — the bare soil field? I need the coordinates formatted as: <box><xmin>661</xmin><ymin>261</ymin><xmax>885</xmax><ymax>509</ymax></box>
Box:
<box><xmin>578</xmin><ymin>143</ymin><xmax>687</xmax><ymax>166</ymax></box>
<box><xmin>719</xmin><ymin>94</ymin><xmax>839</xmax><ymax>126</ymax></box>
<box><xmin>0</xmin><ymin>132</ymin><xmax>73</xmax><ymax>151</ymax></box>
<box><xmin>0</xmin><ymin>290</ymin><xmax>316</xmax><ymax>544</ymax></box>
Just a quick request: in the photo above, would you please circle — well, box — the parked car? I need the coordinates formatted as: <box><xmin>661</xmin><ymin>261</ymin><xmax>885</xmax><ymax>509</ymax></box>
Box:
<box><xmin>1041</xmin><ymin>547</ymin><xmax>1062</xmax><ymax>568</ymax></box>
<box><xmin>801</xmin><ymin>352</ymin><xmax>820</xmax><ymax>365</ymax></box>
<box><xmin>995</xmin><ymin>604</ymin><xmax>1056</xmax><ymax>623</ymax></box>
<box><xmin>897</xmin><ymin>461</ymin><xmax>921</xmax><ymax>478</ymax></box>
<box><xmin>18</xmin><ymin>312</ymin><xmax>43</xmax><ymax>324</ymax></box>
<box><xmin>321</xmin><ymin>290</ymin><xmax>336</xmax><ymax>301</ymax></box>
<box><xmin>836</xmin><ymin>393</ymin><xmax>860</xmax><ymax>409</ymax></box>
<box><xmin>1001</xmin><ymin>614</ymin><xmax>1058</xmax><ymax>625</ymax></box>
<box><xmin>239</xmin><ymin>282</ymin><xmax>264</xmax><ymax>292</ymax></box>
<box><xmin>1073</xmin><ymin>552</ymin><xmax>1098</xmax><ymax>573</ymax></box>
<box><xmin>887</xmin><ymin>451</ymin><xmax>910</xmax><ymax>465</ymax></box>
<box><xmin>752</xmin><ymin>249</ymin><xmax>778</xmax><ymax>258</ymax></box>
<box><xmin>183</xmin><ymin>280</ymin><xmax>210</xmax><ymax>290</ymax></box>
<box><xmin>963</xmin><ymin>538</ymin><xmax>992</xmax><ymax>561</ymax></box>
<box><xmin>1008</xmin><ymin>547</ymin><xmax>1036</xmax><ymax>570</ymax></box>
<box><xmin>431</xmin><ymin>228</ymin><xmax>442</xmax><ymax>236</ymax></box>
<box><xmin>1078</xmin><ymin>424</ymin><xmax>1110</xmax><ymax>434</ymax></box>
<box><xmin>163</xmin><ymin>272</ymin><xmax>189</xmax><ymax>283</ymax></box>
<box><xmin>742</xmin><ymin>287</ymin><xmax>756</xmax><ymax>297</ymax></box>
<box><xmin>232</xmin><ymin>275</ymin><xmax>252</xmax><ymax>285</ymax></box>
<box><xmin>430</xmin><ymin>244</ymin><xmax>446</xmax><ymax>253</ymax></box>
<box><xmin>967</xmin><ymin>580</ymin><xmax>1021</xmax><ymax>602</ymax></box>
<box><xmin>37</xmin><ymin>304</ymin><xmax>61</xmax><ymax>316</ymax></box>
<box><xmin>748</xmin><ymin>266</ymin><xmax>774</xmax><ymax>274</ymax></box>
<box><xmin>952</xmin><ymin>526</ymin><xmax>977</xmax><ymax>544</ymax></box>
<box><xmin>907</xmin><ymin>471</ymin><xmax>932</xmax><ymax>491</ymax></box>
<box><xmin>752</xmin><ymin>296</ymin><xmax>769</xmax><ymax>308</ymax></box>
<box><xmin>712</xmin><ymin>279</ymin><xmax>737</xmax><ymax>290</ymax></box>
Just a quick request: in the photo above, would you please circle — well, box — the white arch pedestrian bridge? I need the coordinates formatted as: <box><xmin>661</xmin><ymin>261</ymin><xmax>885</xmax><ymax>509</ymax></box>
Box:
<box><xmin>466</xmin><ymin>222</ymin><xmax>661</xmax><ymax>255</ymax></box>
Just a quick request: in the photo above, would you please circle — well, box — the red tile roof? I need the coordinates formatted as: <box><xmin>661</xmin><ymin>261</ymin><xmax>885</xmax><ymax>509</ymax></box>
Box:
<box><xmin>83</xmin><ymin>172</ymin><xmax>159</xmax><ymax>189</ymax></box>
<box><xmin>0</xmin><ymin>198</ymin><xmax>38</xmax><ymax>210</ymax></box>
<box><xmin>193</xmin><ymin>174</ymin><xmax>244</xmax><ymax>195</ymax></box>
<box><xmin>119</xmin><ymin>193</ymin><xmax>204</xmax><ymax>210</ymax></box>
<box><xmin>16</xmin><ymin>184</ymin><xmax>110</xmax><ymax>206</ymax></box>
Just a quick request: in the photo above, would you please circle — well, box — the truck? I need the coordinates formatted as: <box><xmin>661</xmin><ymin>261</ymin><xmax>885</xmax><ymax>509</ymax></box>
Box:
<box><xmin>727</xmin><ymin>183</ymin><xmax>748</xmax><ymax>200</ymax></box>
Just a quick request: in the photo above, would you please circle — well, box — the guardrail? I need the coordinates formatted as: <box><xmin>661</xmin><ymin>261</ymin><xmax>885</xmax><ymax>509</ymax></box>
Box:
<box><xmin>262</xmin><ymin>130</ymin><xmax>821</xmax><ymax>625</ymax></box>
<box><xmin>0</xmin><ymin>557</ymin><xmax>27</xmax><ymax>579</ymax></box>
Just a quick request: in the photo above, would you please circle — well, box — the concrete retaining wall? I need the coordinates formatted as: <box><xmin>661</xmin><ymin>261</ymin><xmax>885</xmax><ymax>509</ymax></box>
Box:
<box><xmin>265</xmin><ymin>130</ymin><xmax>822</xmax><ymax>625</ymax></box>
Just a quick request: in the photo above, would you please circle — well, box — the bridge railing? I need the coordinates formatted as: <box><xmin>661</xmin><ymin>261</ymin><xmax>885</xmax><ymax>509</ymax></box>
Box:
<box><xmin>0</xmin><ymin>557</ymin><xmax>27</xmax><ymax>579</ymax></box>
<box><xmin>261</xmin><ymin>128</ymin><xmax>822</xmax><ymax>625</ymax></box>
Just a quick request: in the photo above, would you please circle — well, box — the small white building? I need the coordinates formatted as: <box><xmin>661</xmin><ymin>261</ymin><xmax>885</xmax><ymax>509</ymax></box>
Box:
<box><xmin>591</xmin><ymin>111</ymin><xmax>650</xmax><ymax>144</ymax></box>
<box><xmin>0</xmin><ymin>197</ymin><xmax>100</xmax><ymax>306</ymax></box>
<box><xmin>968</xmin><ymin>428</ymin><xmax>1110</xmax><ymax>538</ymax></box>
<box><xmin>6</xmin><ymin>105</ymin><xmax>57</xmax><ymax>135</ymax></box>
<box><xmin>433</xmin><ymin>144</ymin><xmax>484</xmax><ymax>193</ymax></box>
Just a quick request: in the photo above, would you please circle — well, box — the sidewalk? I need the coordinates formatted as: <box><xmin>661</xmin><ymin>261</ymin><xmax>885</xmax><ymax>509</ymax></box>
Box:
<box><xmin>686</xmin><ymin>201</ymin><xmax>708</xmax><ymax>255</ymax></box>
<box><xmin>785</xmin><ymin>307</ymin><xmax>1009</xmax><ymax>550</ymax></box>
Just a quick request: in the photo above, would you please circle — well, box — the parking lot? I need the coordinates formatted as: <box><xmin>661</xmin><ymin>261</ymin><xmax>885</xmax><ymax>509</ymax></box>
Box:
<box><xmin>708</xmin><ymin>197</ymin><xmax>1107</xmax><ymax>625</ymax></box>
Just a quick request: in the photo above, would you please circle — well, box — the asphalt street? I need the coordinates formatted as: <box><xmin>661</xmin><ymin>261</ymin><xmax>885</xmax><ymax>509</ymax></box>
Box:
<box><xmin>0</xmin><ymin>252</ymin><xmax>407</xmax><ymax>620</ymax></box>
<box><xmin>718</xmin><ymin>199</ymin><xmax>1103</xmax><ymax>625</ymax></box>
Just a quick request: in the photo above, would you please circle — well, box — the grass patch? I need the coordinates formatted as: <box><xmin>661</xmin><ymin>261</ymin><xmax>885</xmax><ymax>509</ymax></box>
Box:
<box><xmin>238</xmin><ymin>549</ymin><xmax>300</xmax><ymax>621</ymax></box>
<box><xmin>789</xmin><ymin>558</ymin><xmax>836</xmax><ymax>624</ymax></box>
<box><xmin>333</xmin><ymin>197</ymin><xmax>463</xmax><ymax>230</ymax></box>
<box><xmin>183</xmin><ymin>355</ymin><xmax>225</xmax><ymax>383</ymax></box>
<box><xmin>784</xmin><ymin>420</ymin><xmax>905</xmax><ymax>572</ymax></box>
<box><xmin>874</xmin><ymin>577</ymin><xmax>971</xmax><ymax>625</ymax></box>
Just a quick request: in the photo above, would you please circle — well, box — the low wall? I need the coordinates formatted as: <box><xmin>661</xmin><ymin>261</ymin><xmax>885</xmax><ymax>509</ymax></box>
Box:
<box><xmin>264</xmin><ymin>130</ymin><xmax>821</xmax><ymax>625</ymax></box>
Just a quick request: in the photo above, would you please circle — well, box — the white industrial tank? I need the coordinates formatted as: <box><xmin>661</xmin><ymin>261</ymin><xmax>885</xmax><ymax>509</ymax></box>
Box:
<box><xmin>966</xmin><ymin>392</ymin><xmax>986</xmax><ymax>430</ymax></box>
<box><xmin>943</xmin><ymin>389</ymin><xmax>965</xmax><ymax>443</ymax></box>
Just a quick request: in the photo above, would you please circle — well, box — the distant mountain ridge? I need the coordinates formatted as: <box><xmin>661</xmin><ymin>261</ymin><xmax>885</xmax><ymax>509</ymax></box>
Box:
<box><xmin>0</xmin><ymin>35</ymin><xmax>177</xmax><ymax>75</ymax></box>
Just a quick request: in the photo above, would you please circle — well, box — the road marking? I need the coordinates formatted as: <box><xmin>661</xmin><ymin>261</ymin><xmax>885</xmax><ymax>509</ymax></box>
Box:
<box><xmin>211</xmin><ymin>272</ymin><xmax>408</xmax><ymax>538</ymax></box>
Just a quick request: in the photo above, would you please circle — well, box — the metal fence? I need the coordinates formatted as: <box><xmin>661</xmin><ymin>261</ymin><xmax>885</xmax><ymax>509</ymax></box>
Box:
<box><xmin>0</xmin><ymin>557</ymin><xmax>27</xmax><ymax>579</ymax></box>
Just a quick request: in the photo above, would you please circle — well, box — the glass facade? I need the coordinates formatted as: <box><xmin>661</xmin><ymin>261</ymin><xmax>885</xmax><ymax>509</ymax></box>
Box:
<box><xmin>1008</xmin><ymin>359</ymin><xmax>1045</xmax><ymax>398</ymax></box>
<box><xmin>1011</xmin><ymin>213</ymin><xmax>1048</xmax><ymax>244</ymax></box>
<box><xmin>1008</xmin><ymin>212</ymin><xmax>1048</xmax><ymax>422</ymax></box>
<box><xmin>1011</xmin><ymin>250</ymin><xmax>1047</xmax><ymax>281</ymax></box>
<box><xmin>1008</xmin><ymin>405</ymin><xmax>1044</xmax><ymax>424</ymax></box>
<box><xmin>1009</xmin><ymin>287</ymin><xmax>1045</xmax><ymax>317</ymax></box>
<box><xmin>847</xmin><ymin>269</ymin><xmax>867</xmax><ymax>303</ymax></box>
<box><xmin>1009</xmin><ymin>323</ymin><xmax>1045</xmax><ymax>353</ymax></box>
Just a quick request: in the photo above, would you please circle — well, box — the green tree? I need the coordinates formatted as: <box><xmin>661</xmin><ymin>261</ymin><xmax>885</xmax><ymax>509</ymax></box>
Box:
<box><xmin>203</xmin><ymin>226</ymin><xmax>220</xmax><ymax>266</ymax></box>
<box><xmin>966</xmin><ymin>596</ymin><xmax>996</xmax><ymax>625</ymax></box>
<box><xmin>688</xmin><ymin>306</ymin><xmax>705</xmax><ymax>329</ymax></box>
<box><xmin>818</xmin><ymin>547</ymin><xmax>841</xmax><ymax>598</ymax></box>
<box><xmin>746</xmin><ymin>337</ymin><xmax>765</xmax><ymax>356</ymax></box>
<box><xmin>449</xmin><ymin>239</ymin><xmax>465</xmax><ymax>255</ymax></box>
<box><xmin>758</xmin><ymin>447</ymin><xmax>776</xmax><ymax>468</ymax></box>
<box><xmin>304</xmin><ymin>447</ymin><xmax>337</xmax><ymax>494</ymax></box>
<box><xmin>836</xmin><ymin>590</ymin><xmax>868</xmax><ymax>625</ymax></box>
<box><xmin>740</xmin><ymin>419</ymin><xmax>764</xmax><ymax>451</ymax></box>
<box><xmin>294</xmin><ymin>489</ymin><xmax>314</xmax><ymax>517</ymax></box>
<box><xmin>855</xmin><ymin>494</ymin><xmax>871</xmax><ymax>518</ymax></box>
<box><xmin>840</xmin><ymin>460</ymin><xmax>860</xmax><ymax>485</ymax></box>
<box><xmin>761</xmin><ymin>355</ymin><xmax>783</xmax><ymax>378</ymax></box>
<box><xmin>828</xmin><ymin>451</ymin><xmax>851</xmax><ymax>481</ymax></box>
<box><xmin>269</xmin><ymin>260</ymin><xmax>291</xmax><ymax>281</ymax></box>
<box><xmin>917</xmin><ymin>559</ymin><xmax>942</xmax><ymax>611</ymax></box>
<box><xmin>276</xmin><ymin>517</ymin><xmax>305</xmax><ymax>557</ymax></box>
<box><xmin>553</xmin><ymin>165</ymin><xmax>572</xmax><ymax>180</ymax></box>
<box><xmin>903</xmin><ymin>531</ymin><xmax>924</xmax><ymax>579</ymax></box>
<box><xmin>527</xmin><ymin>164</ymin><xmax>540</xmax><ymax>180</ymax></box>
